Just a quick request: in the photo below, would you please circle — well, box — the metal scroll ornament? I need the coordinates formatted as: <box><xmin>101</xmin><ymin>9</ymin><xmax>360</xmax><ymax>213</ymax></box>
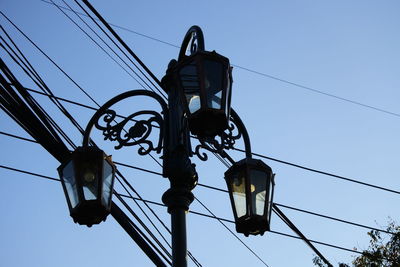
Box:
<box><xmin>94</xmin><ymin>109</ymin><xmax>164</xmax><ymax>155</ymax></box>
<box><xmin>193</xmin><ymin>115</ymin><xmax>242</xmax><ymax>161</ymax></box>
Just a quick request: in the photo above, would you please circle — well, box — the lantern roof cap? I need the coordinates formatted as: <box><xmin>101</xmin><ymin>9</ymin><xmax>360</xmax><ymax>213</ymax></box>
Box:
<box><xmin>225</xmin><ymin>158</ymin><xmax>273</xmax><ymax>176</ymax></box>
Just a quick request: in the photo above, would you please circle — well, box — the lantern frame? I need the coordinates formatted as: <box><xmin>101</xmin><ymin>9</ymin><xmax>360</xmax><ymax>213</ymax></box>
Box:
<box><xmin>172</xmin><ymin>50</ymin><xmax>233</xmax><ymax>138</ymax></box>
<box><xmin>224</xmin><ymin>158</ymin><xmax>275</xmax><ymax>236</ymax></box>
<box><xmin>58</xmin><ymin>146</ymin><xmax>116</xmax><ymax>227</ymax></box>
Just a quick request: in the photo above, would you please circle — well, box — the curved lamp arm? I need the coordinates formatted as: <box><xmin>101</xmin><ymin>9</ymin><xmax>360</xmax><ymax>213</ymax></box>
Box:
<box><xmin>178</xmin><ymin>25</ymin><xmax>205</xmax><ymax>61</ymax></box>
<box><xmin>230</xmin><ymin>108</ymin><xmax>252</xmax><ymax>158</ymax></box>
<box><xmin>192</xmin><ymin>107</ymin><xmax>253</xmax><ymax>161</ymax></box>
<box><xmin>82</xmin><ymin>90</ymin><xmax>168</xmax><ymax>150</ymax></box>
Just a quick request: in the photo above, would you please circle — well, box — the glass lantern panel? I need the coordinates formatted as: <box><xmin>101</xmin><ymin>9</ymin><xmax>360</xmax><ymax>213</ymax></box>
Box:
<box><xmin>250</xmin><ymin>169</ymin><xmax>268</xmax><ymax>216</ymax></box>
<box><xmin>267</xmin><ymin>175</ymin><xmax>274</xmax><ymax>217</ymax></box>
<box><xmin>62</xmin><ymin>161</ymin><xmax>79</xmax><ymax>209</ymax></box>
<box><xmin>82</xmin><ymin>163</ymin><xmax>98</xmax><ymax>201</ymax></box>
<box><xmin>231</xmin><ymin>173</ymin><xmax>247</xmax><ymax>218</ymax></box>
<box><xmin>179</xmin><ymin>62</ymin><xmax>201</xmax><ymax>113</ymax></box>
<box><xmin>204</xmin><ymin>60</ymin><xmax>223</xmax><ymax>110</ymax></box>
<box><xmin>102</xmin><ymin>160</ymin><xmax>114</xmax><ymax>206</ymax></box>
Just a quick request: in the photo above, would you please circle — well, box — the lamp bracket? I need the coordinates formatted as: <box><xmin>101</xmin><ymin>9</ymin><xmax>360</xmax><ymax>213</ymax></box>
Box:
<box><xmin>83</xmin><ymin>90</ymin><xmax>168</xmax><ymax>157</ymax></box>
<box><xmin>94</xmin><ymin>109</ymin><xmax>164</xmax><ymax>155</ymax></box>
<box><xmin>192</xmin><ymin>108</ymin><xmax>252</xmax><ymax>161</ymax></box>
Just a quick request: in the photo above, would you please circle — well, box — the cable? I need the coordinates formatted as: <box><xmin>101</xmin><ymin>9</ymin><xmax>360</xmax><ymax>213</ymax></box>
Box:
<box><xmin>6</xmin><ymin>6</ymin><xmax>396</xmax><ymax>198</ymax></box>
<box><xmin>273</xmin><ymin>204</ymin><xmax>333</xmax><ymax>266</ymax></box>
<box><xmin>0</xmin><ymin>163</ymin><xmax>372</xmax><ymax>257</ymax></box>
<box><xmin>194</xmin><ymin>196</ymin><xmax>271</xmax><ymax>267</ymax></box>
<box><xmin>39</xmin><ymin>0</ymin><xmax>180</xmax><ymax>49</ymax></box>
<box><xmin>1</xmin><ymin>16</ymin><xmax>202</xmax><ymax>265</ymax></box>
<box><xmin>2</xmin><ymin>129</ymin><xmax>396</xmax><ymax>237</ymax></box>
<box><xmin>13</xmin><ymin>87</ymin><xmax>399</xmax><ymax>198</ymax></box>
<box><xmin>3</xmin><ymin>8</ymin><xmax>394</xmax><ymax>262</ymax></box>
<box><xmin>4</xmin><ymin>11</ymin><xmax>395</xmax><ymax>198</ymax></box>
<box><xmin>38</xmin><ymin>0</ymin><xmax>400</xmax><ymax>119</ymax></box>
<box><xmin>1</xmin><ymin>130</ymin><xmax>396</xmax><ymax>237</ymax></box>
<box><xmin>0</xmin><ymin>10</ymin><xmax>101</xmax><ymax>107</ymax></box>
<box><xmin>0</xmin><ymin>42</ymin><xmax>175</xmax><ymax>266</ymax></box>
<box><xmin>76</xmin><ymin>0</ymin><xmax>167</xmax><ymax>100</ymax></box>
<box><xmin>50</xmin><ymin>0</ymin><xmax>150</xmax><ymax>91</ymax></box>
<box><xmin>233</xmin><ymin>148</ymin><xmax>400</xmax><ymax>195</ymax></box>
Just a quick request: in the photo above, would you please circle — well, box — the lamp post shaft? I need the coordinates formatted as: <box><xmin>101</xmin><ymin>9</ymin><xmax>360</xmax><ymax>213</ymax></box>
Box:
<box><xmin>171</xmin><ymin>208</ymin><xmax>188</xmax><ymax>267</ymax></box>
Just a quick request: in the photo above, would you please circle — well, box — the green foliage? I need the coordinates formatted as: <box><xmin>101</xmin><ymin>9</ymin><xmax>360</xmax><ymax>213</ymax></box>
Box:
<box><xmin>312</xmin><ymin>220</ymin><xmax>400</xmax><ymax>267</ymax></box>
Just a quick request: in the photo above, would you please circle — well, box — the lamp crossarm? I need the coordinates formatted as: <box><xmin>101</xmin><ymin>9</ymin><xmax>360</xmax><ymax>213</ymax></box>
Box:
<box><xmin>82</xmin><ymin>90</ymin><xmax>168</xmax><ymax>157</ymax></box>
<box><xmin>192</xmin><ymin>108</ymin><xmax>252</xmax><ymax>162</ymax></box>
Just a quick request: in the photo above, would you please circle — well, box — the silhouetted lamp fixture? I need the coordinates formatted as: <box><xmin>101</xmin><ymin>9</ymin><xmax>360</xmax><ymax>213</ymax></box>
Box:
<box><xmin>225</xmin><ymin>158</ymin><xmax>275</xmax><ymax>236</ymax></box>
<box><xmin>58</xmin><ymin>146</ymin><xmax>116</xmax><ymax>227</ymax></box>
<box><xmin>172</xmin><ymin>50</ymin><xmax>232</xmax><ymax>138</ymax></box>
<box><xmin>54</xmin><ymin>25</ymin><xmax>275</xmax><ymax>267</ymax></box>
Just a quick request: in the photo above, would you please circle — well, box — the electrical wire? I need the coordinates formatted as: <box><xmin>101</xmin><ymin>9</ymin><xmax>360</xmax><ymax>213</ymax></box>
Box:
<box><xmin>0</xmin><ymin>163</ymin><xmax>373</xmax><ymax>257</ymax></box>
<box><xmin>0</xmin><ymin>10</ymin><xmax>100</xmax><ymax>107</ymax></box>
<box><xmin>194</xmin><ymin>196</ymin><xmax>271</xmax><ymax>267</ymax></box>
<box><xmin>4</xmin><ymin>5</ymin><xmax>396</xmax><ymax>264</ymax></box>
<box><xmin>0</xmin><ymin>17</ymin><xmax>202</xmax><ymax>265</ymax></box>
<box><xmin>31</xmin><ymin>3</ymin><xmax>264</xmax><ymax>262</ymax></box>
<box><xmin>1</xmin><ymin>127</ymin><xmax>397</xmax><ymax>237</ymax></box>
<box><xmin>49</xmin><ymin>0</ymin><xmax>150</xmax><ymax>91</ymax></box>
<box><xmin>233</xmin><ymin>148</ymin><xmax>400</xmax><ymax>195</ymax></box>
<box><xmin>76</xmin><ymin>0</ymin><xmax>167</xmax><ymax>100</ymax></box>
<box><xmin>0</xmin><ymin>42</ymin><xmax>177</xmax><ymax>266</ymax></box>
<box><xmin>38</xmin><ymin>0</ymin><xmax>400</xmax><ymax>119</ymax></box>
<box><xmin>11</xmin><ymin>87</ymin><xmax>400</xmax><ymax>199</ymax></box>
<box><xmin>4</xmin><ymin>16</ymin><xmax>397</xmax><ymax>197</ymax></box>
<box><xmin>273</xmin><ymin>204</ymin><xmax>333</xmax><ymax>267</ymax></box>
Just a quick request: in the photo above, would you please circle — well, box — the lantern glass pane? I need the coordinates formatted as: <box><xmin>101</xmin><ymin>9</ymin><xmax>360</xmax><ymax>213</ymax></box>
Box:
<box><xmin>82</xmin><ymin>163</ymin><xmax>98</xmax><ymax>201</ymax></box>
<box><xmin>62</xmin><ymin>161</ymin><xmax>79</xmax><ymax>209</ymax></box>
<box><xmin>267</xmin><ymin>176</ymin><xmax>274</xmax><ymax>217</ymax></box>
<box><xmin>102</xmin><ymin>160</ymin><xmax>114</xmax><ymax>206</ymax></box>
<box><xmin>231</xmin><ymin>172</ymin><xmax>247</xmax><ymax>218</ymax></box>
<box><xmin>250</xmin><ymin>169</ymin><xmax>268</xmax><ymax>216</ymax></box>
<box><xmin>179</xmin><ymin>62</ymin><xmax>201</xmax><ymax>113</ymax></box>
<box><xmin>204</xmin><ymin>60</ymin><xmax>223</xmax><ymax>110</ymax></box>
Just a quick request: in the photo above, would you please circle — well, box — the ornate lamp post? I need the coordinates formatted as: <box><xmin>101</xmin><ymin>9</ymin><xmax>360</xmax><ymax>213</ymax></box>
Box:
<box><xmin>58</xmin><ymin>25</ymin><xmax>275</xmax><ymax>267</ymax></box>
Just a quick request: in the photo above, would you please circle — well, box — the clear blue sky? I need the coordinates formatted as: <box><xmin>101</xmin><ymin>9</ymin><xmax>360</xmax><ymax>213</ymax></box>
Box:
<box><xmin>1</xmin><ymin>1</ymin><xmax>400</xmax><ymax>266</ymax></box>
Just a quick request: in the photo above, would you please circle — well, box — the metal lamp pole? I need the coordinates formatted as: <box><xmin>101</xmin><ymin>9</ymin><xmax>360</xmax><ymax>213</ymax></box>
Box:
<box><xmin>58</xmin><ymin>26</ymin><xmax>275</xmax><ymax>267</ymax></box>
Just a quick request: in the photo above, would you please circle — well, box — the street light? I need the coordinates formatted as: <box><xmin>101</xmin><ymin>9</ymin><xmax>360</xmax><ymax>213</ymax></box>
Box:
<box><xmin>58</xmin><ymin>25</ymin><xmax>275</xmax><ymax>267</ymax></box>
<box><xmin>171</xmin><ymin>49</ymin><xmax>232</xmax><ymax>137</ymax></box>
<box><xmin>225</xmin><ymin>158</ymin><xmax>275</xmax><ymax>236</ymax></box>
<box><xmin>57</xmin><ymin>146</ymin><xmax>116</xmax><ymax>227</ymax></box>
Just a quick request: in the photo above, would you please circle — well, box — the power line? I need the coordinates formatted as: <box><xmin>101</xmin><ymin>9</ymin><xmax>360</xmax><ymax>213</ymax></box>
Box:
<box><xmin>2</xmin><ymin>7</ymin><xmax>394</xmax><ymax>264</ymax></box>
<box><xmin>194</xmin><ymin>196</ymin><xmax>271</xmax><ymax>267</ymax></box>
<box><xmin>2</xmin><ymin>9</ymin><xmax>267</xmax><ymax>263</ymax></box>
<box><xmin>0</xmin><ymin>35</ymin><xmax>176</xmax><ymax>265</ymax></box>
<box><xmin>78</xmin><ymin>0</ymin><xmax>167</xmax><ymax>99</ymax></box>
<box><xmin>0</xmin><ymin>164</ymin><xmax>365</xmax><ymax>257</ymax></box>
<box><xmin>1</xmin><ymin>16</ymin><xmax>198</xmax><ymax>264</ymax></box>
<box><xmin>12</xmin><ymin>86</ymin><xmax>399</xmax><ymax>197</ymax></box>
<box><xmin>1</xmin><ymin>129</ymin><xmax>395</xmax><ymax>236</ymax></box>
<box><xmin>233</xmin><ymin>148</ymin><xmax>400</xmax><ymax>195</ymax></box>
<box><xmin>273</xmin><ymin>204</ymin><xmax>333</xmax><ymax>266</ymax></box>
<box><xmin>50</xmin><ymin>0</ymin><xmax>152</xmax><ymax>92</ymax></box>
<box><xmin>0</xmin><ymin>10</ymin><xmax>101</xmax><ymax>107</ymax></box>
<box><xmin>39</xmin><ymin>0</ymin><xmax>400</xmax><ymax>119</ymax></box>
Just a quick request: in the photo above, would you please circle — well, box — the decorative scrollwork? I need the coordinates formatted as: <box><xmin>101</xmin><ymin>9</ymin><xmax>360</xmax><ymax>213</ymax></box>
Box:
<box><xmin>192</xmin><ymin>114</ymin><xmax>244</xmax><ymax>161</ymax></box>
<box><xmin>189</xmin><ymin>32</ymin><xmax>199</xmax><ymax>55</ymax></box>
<box><xmin>94</xmin><ymin>109</ymin><xmax>164</xmax><ymax>155</ymax></box>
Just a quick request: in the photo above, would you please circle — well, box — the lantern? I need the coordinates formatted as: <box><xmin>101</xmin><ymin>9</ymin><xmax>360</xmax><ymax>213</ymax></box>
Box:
<box><xmin>224</xmin><ymin>158</ymin><xmax>275</xmax><ymax>236</ymax></box>
<box><xmin>173</xmin><ymin>50</ymin><xmax>232</xmax><ymax>138</ymax></box>
<box><xmin>58</xmin><ymin>146</ymin><xmax>115</xmax><ymax>227</ymax></box>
